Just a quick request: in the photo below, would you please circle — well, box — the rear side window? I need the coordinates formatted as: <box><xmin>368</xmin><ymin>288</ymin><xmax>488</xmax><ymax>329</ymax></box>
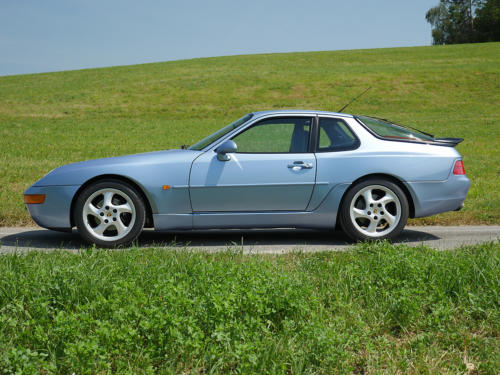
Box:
<box><xmin>317</xmin><ymin>117</ymin><xmax>360</xmax><ymax>152</ymax></box>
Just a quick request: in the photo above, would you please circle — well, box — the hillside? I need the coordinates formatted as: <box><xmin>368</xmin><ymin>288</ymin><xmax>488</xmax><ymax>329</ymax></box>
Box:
<box><xmin>0</xmin><ymin>42</ymin><xmax>499</xmax><ymax>226</ymax></box>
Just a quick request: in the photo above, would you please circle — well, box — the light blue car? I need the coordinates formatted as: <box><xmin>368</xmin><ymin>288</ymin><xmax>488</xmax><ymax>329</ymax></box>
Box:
<box><xmin>24</xmin><ymin>110</ymin><xmax>470</xmax><ymax>246</ymax></box>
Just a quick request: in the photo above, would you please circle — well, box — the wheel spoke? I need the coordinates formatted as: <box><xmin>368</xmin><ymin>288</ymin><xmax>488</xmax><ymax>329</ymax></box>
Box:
<box><xmin>352</xmin><ymin>208</ymin><xmax>369</xmax><ymax>219</ymax></box>
<box><xmin>114</xmin><ymin>219</ymin><xmax>127</xmax><ymax>235</ymax></box>
<box><xmin>115</xmin><ymin>202</ymin><xmax>132</xmax><ymax>214</ymax></box>
<box><xmin>103</xmin><ymin>191</ymin><xmax>114</xmax><ymax>207</ymax></box>
<box><xmin>377</xmin><ymin>193</ymin><xmax>395</xmax><ymax>206</ymax></box>
<box><xmin>85</xmin><ymin>203</ymin><xmax>101</xmax><ymax>218</ymax></box>
<box><xmin>362</xmin><ymin>189</ymin><xmax>374</xmax><ymax>206</ymax></box>
<box><xmin>384</xmin><ymin>212</ymin><xmax>396</xmax><ymax>226</ymax></box>
<box><xmin>93</xmin><ymin>223</ymin><xmax>108</xmax><ymax>235</ymax></box>
<box><xmin>365</xmin><ymin>219</ymin><xmax>378</xmax><ymax>233</ymax></box>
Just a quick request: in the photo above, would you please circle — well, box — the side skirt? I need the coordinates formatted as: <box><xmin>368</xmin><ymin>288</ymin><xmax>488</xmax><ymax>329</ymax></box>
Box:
<box><xmin>153</xmin><ymin>183</ymin><xmax>350</xmax><ymax>231</ymax></box>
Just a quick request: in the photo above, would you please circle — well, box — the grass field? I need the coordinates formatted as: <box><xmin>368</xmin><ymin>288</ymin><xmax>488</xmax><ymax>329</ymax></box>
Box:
<box><xmin>0</xmin><ymin>42</ymin><xmax>499</xmax><ymax>226</ymax></box>
<box><xmin>0</xmin><ymin>242</ymin><xmax>498</xmax><ymax>374</ymax></box>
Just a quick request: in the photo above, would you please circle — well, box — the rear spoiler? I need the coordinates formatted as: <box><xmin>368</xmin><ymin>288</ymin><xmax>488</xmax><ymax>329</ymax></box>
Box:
<box><xmin>432</xmin><ymin>137</ymin><xmax>464</xmax><ymax>147</ymax></box>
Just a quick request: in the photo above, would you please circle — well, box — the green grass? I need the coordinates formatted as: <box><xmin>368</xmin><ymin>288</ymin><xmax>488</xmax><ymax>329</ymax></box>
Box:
<box><xmin>0</xmin><ymin>42</ymin><xmax>499</xmax><ymax>225</ymax></box>
<box><xmin>0</xmin><ymin>242</ymin><xmax>498</xmax><ymax>374</ymax></box>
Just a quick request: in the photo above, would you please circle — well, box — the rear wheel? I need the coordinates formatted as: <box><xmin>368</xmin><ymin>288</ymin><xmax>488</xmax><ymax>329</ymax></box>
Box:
<box><xmin>340</xmin><ymin>178</ymin><xmax>408</xmax><ymax>241</ymax></box>
<box><xmin>74</xmin><ymin>180</ymin><xmax>145</xmax><ymax>247</ymax></box>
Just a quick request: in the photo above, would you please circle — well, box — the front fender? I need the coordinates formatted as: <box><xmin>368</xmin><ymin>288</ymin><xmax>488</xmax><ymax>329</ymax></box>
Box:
<box><xmin>32</xmin><ymin>150</ymin><xmax>201</xmax><ymax>216</ymax></box>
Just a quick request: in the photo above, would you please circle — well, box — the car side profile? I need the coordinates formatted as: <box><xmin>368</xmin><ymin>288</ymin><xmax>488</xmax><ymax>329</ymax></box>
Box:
<box><xmin>24</xmin><ymin>110</ymin><xmax>470</xmax><ymax>247</ymax></box>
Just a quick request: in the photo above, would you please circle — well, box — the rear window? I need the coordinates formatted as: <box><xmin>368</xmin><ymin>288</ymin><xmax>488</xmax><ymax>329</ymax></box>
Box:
<box><xmin>356</xmin><ymin>116</ymin><xmax>434</xmax><ymax>143</ymax></box>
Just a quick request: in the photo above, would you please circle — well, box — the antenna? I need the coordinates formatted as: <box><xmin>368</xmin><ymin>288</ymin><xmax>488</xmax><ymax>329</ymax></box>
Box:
<box><xmin>338</xmin><ymin>87</ymin><xmax>372</xmax><ymax>113</ymax></box>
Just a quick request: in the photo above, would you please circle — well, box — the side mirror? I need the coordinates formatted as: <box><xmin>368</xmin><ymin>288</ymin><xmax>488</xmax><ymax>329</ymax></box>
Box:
<box><xmin>216</xmin><ymin>140</ymin><xmax>237</xmax><ymax>161</ymax></box>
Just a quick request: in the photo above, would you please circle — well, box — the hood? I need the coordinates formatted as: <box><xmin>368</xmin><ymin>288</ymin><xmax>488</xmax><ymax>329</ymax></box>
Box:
<box><xmin>34</xmin><ymin>149</ymin><xmax>201</xmax><ymax>187</ymax></box>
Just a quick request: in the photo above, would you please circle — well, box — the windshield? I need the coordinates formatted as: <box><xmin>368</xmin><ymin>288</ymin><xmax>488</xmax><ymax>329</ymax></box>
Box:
<box><xmin>356</xmin><ymin>116</ymin><xmax>434</xmax><ymax>142</ymax></box>
<box><xmin>188</xmin><ymin>114</ymin><xmax>254</xmax><ymax>151</ymax></box>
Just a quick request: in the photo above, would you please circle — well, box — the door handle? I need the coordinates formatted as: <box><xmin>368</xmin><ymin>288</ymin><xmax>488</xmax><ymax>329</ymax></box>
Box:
<box><xmin>287</xmin><ymin>161</ymin><xmax>313</xmax><ymax>170</ymax></box>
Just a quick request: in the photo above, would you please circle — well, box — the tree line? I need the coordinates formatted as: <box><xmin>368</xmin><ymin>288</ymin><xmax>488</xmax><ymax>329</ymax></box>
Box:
<box><xmin>426</xmin><ymin>0</ymin><xmax>499</xmax><ymax>44</ymax></box>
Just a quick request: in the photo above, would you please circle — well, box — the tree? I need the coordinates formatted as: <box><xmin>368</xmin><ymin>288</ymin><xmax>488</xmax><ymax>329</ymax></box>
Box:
<box><xmin>426</xmin><ymin>0</ymin><xmax>500</xmax><ymax>44</ymax></box>
<box><xmin>475</xmin><ymin>0</ymin><xmax>500</xmax><ymax>41</ymax></box>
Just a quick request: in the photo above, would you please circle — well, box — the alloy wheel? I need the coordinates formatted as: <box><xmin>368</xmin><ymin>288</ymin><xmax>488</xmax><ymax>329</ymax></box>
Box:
<box><xmin>349</xmin><ymin>184</ymin><xmax>402</xmax><ymax>238</ymax></box>
<box><xmin>82</xmin><ymin>188</ymin><xmax>136</xmax><ymax>242</ymax></box>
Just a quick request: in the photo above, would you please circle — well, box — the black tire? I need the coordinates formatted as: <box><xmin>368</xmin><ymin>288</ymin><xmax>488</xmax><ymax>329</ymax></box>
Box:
<box><xmin>339</xmin><ymin>178</ymin><xmax>409</xmax><ymax>241</ymax></box>
<box><xmin>74</xmin><ymin>179</ymin><xmax>146</xmax><ymax>247</ymax></box>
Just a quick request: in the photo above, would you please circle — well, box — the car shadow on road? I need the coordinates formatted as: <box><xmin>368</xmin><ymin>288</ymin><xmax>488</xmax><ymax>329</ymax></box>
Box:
<box><xmin>0</xmin><ymin>228</ymin><xmax>440</xmax><ymax>251</ymax></box>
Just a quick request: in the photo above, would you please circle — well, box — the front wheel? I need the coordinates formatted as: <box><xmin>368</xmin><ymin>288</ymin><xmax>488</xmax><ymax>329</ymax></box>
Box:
<box><xmin>339</xmin><ymin>179</ymin><xmax>409</xmax><ymax>241</ymax></box>
<box><xmin>74</xmin><ymin>180</ymin><xmax>146</xmax><ymax>247</ymax></box>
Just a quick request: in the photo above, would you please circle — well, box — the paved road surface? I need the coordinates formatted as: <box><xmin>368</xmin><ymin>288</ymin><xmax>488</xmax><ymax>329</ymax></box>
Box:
<box><xmin>0</xmin><ymin>226</ymin><xmax>498</xmax><ymax>254</ymax></box>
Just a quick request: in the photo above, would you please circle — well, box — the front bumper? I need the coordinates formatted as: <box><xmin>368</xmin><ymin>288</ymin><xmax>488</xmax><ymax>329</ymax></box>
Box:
<box><xmin>24</xmin><ymin>185</ymin><xmax>80</xmax><ymax>231</ymax></box>
<box><xmin>406</xmin><ymin>175</ymin><xmax>470</xmax><ymax>218</ymax></box>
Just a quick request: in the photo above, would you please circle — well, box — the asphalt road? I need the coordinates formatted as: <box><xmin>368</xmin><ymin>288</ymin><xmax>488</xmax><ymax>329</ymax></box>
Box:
<box><xmin>0</xmin><ymin>226</ymin><xmax>499</xmax><ymax>254</ymax></box>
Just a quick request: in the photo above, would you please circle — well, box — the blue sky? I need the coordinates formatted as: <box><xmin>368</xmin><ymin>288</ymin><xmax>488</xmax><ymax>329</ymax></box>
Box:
<box><xmin>0</xmin><ymin>0</ymin><xmax>437</xmax><ymax>76</ymax></box>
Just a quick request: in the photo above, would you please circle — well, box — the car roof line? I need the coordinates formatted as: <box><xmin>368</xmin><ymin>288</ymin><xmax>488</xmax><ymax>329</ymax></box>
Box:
<box><xmin>250</xmin><ymin>110</ymin><xmax>354</xmax><ymax>118</ymax></box>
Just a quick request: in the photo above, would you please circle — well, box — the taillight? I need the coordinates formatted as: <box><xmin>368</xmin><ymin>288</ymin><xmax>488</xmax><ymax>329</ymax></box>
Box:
<box><xmin>453</xmin><ymin>160</ymin><xmax>465</xmax><ymax>175</ymax></box>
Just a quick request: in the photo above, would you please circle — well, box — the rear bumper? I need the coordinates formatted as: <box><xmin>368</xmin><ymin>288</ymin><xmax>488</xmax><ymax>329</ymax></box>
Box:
<box><xmin>24</xmin><ymin>185</ymin><xmax>80</xmax><ymax>230</ymax></box>
<box><xmin>406</xmin><ymin>175</ymin><xmax>470</xmax><ymax>218</ymax></box>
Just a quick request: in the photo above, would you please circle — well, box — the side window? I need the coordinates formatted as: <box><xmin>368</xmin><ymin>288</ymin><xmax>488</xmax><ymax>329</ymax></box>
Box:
<box><xmin>317</xmin><ymin>117</ymin><xmax>359</xmax><ymax>152</ymax></box>
<box><xmin>232</xmin><ymin>117</ymin><xmax>312</xmax><ymax>153</ymax></box>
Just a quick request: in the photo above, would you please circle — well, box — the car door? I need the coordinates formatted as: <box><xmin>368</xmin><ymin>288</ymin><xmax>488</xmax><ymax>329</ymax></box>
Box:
<box><xmin>189</xmin><ymin>116</ymin><xmax>316</xmax><ymax>212</ymax></box>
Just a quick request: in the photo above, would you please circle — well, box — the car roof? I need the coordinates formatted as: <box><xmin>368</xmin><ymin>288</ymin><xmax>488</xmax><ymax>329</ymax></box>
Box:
<box><xmin>251</xmin><ymin>109</ymin><xmax>354</xmax><ymax>118</ymax></box>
